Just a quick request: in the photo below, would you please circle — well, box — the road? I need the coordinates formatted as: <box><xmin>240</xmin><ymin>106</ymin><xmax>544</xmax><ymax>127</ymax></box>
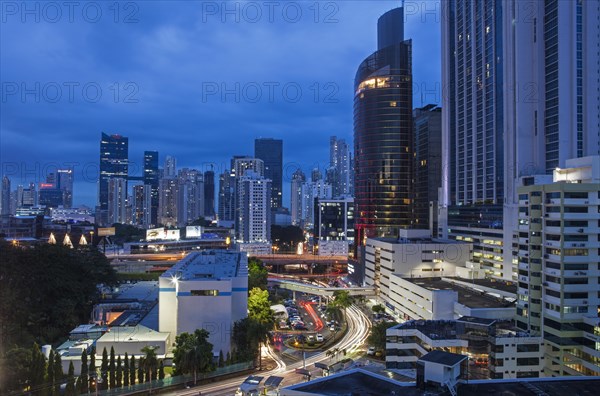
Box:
<box><xmin>166</xmin><ymin>304</ymin><xmax>371</xmax><ymax>396</ymax></box>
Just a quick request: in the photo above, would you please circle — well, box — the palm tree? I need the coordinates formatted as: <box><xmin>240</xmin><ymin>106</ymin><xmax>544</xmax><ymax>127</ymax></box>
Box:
<box><xmin>140</xmin><ymin>346</ymin><xmax>159</xmax><ymax>383</ymax></box>
<box><xmin>332</xmin><ymin>290</ymin><xmax>352</xmax><ymax>320</ymax></box>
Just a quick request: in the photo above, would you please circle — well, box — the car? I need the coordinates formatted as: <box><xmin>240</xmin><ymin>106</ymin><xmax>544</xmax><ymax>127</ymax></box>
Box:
<box><xmin>307</xmin><ymin>335</ymin><xmax>315</xmax><ymax>342</ymax></box>
<box><xmin>329</xmin><ymin>325</ymin><xmax>336</xmax><ymax>331</ymax></box>
<box><xmin>367</xmin><ymin>347</ymin><xmax>375</xmax><ymax>356</ymax></box>
<box><xmin>316</xmin><ymin>334</ymin><xmax>324</xmax><ymax>342</ymax></box>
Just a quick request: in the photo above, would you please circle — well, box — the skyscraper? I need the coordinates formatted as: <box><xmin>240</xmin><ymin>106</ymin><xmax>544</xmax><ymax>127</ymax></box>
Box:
<box><xmin>255</xmin><ymin>138</ymin><xmax>283</xmax><ymax>209</ymax></box>
<box><xmin>107</xmin><ymin>177</ymin><xmax>127</xmax><ymax>225</ymax></box>
<box><xmin>203</xmin><ymin>169</ymin><xmax>215</xmax><ymax>217</ymax></box>
<box><xmin>1</xmin><ymin>176</ymin><xmax>11</xmax><ymax>215</ymax></box>
<box><xmin>132</xmin><ymin>184</ymin><xmax>152</xmax><ymax>227</ymax></box>
<box><xmin>290</xmin><ymin>168</ymin><xmax>306</xmax><ymax>226</ymax></box>
<box><xmin>354</xmin><ymin>6</ymin><xmax>414</xmax><ymax>245</ymax></box>
<box><xmin>413</xmin><ymin>105</ymin><xmax>442</xmax><ymax>234</ymax></box>
<box><xmin>177</xmin><ymin>168</ymin><xmax>204</xmax><ymax>226</ymax></box>
<box><xmin>98</xmin><ymin>133</ymin><xmax>128</xmax><ymax>226</ymax></box>
<box><xmin>218</xmin><ymin>170</ymin><xmax>236</xmax><ymax>222</ymax></box>
<box><xmin>144</xmin><ymin>151</ymin><xmax>159</xmax><ymax>227</ymax></box>
<box><xmin>440</xmin><ymin>0</ymin><xmax>600</xmax><ymax>280</ymax></box>
<box><xmin>236</xmin><ymin>171</ymin><xmax>272</xmax><ymax>243</ymax></box>
<box><xmin>57</xmin><ymin>168</ymin><xmax>74</xmax><ymax>208</ymax></box>
<box><xmin>329</xmin><ymin>136</ymin><xmax>353</xmax><ymax>198</ymax></box>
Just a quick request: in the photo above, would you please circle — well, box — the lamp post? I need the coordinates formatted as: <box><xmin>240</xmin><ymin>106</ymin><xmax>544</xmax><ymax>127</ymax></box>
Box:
<box><xmin>90</xmin><ymin>230</ymin><xmax>94</xmax><ymax>245</ymax></box>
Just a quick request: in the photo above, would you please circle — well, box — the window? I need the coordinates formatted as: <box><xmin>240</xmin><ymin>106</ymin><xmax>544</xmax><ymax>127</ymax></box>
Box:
<box><xmin>190</xmin><ymin>290</ymin><xmax>219</xmax><ymax>296</ymax></box>
<box><xmin>517</xmin><ymin>357</ymin><xmax>539</xmax><ymax>366</ymax></box>
<box><xmin>517</xmin><ymin>344</ymin><xmax>540</xmax><ymax>353</ymax></box>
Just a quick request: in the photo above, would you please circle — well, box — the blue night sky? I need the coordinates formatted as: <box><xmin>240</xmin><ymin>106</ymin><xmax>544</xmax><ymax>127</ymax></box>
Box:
<box><xmin>0</xmin><ymin>0</ymin><xmax>441</xmax><ymax>208</ymax></box>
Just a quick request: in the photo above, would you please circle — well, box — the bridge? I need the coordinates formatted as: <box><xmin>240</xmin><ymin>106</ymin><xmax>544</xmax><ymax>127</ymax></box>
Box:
<box><xmin>255</xmin><ymin>254</ymin><xmax>347</xmax><ymax>265</ymax></box>
<box><xmin>268</xmin><ymin>277</ymin><xmax>376</xmax><ymax>299</ymax></box>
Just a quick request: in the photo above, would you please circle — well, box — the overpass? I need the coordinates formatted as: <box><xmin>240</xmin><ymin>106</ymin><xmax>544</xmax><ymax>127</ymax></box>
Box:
<box><xmin>268</xmin><ymin>277</ymin><xmax>376</xmax><ymax>299</ymax></box>
<box><xmin>256</xmin><ymin>254</ymin><xmax>347</xmax><ymax>265</ymax></box>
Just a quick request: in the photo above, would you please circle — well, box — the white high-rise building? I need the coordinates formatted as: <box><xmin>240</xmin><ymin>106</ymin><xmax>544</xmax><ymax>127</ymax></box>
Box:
<box><xmin>236</xmin><ymin>171</ymin><xmax>271</xmax><ymax>244</ymax></box>
<box><xmin>290</xmin><ymin>169</ymin><xmax>306</xmax><ymax>226</ymax></box>
<box><xmin>301</xmin><ymin>179</ymin><xmax>333</xmax><ymax>229</ymax></box>
<box><xmin>515</xmin><ymin>155</ymin><xmax>600</xmax><ymax>376</ymax></box>
<box><xmin>107</xmin><ymin>177</ymin><xmax>127</xmax><ymax>224</ymax></box>
<box><xmin>132</xmin><ymin>184</ymin><xmax>152</xmax><ymax>227</ymax></box>
<box><xmin>159</xmin><ymin>250</ymin><xmax>248</xmax><ymax>357</ymax></box>
<box><xmin>440</xmin><ymin>0</ymin><xmax>600</xmax><ymax>280</ymax></box>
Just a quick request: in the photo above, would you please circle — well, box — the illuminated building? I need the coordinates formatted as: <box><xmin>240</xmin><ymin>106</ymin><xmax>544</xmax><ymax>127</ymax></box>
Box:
<box><xmin>354</xmin><ymin>6</ymin><xmax>414</xmax><ymax>244</ymax></box>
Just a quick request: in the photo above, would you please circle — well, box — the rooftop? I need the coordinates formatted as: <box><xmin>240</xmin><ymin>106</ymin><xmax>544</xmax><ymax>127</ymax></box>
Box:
<box><xmin>97</xmin><ymin>325</ymin><xmax>169</xmax><ymax>343</ymax></box>
<box><xmin>419</xmin><ymin>350</ymin><xmax>468</xmax><ymax>366</ymax></box>
<box><xmin>160</xmin><ymin>250</ymin><xmax>245</xmax><ymax>281</ymax></box>
<box><xmin>460</xmin><ymin>377</ymin><xmax>600</xmax><ymax>396</ymax></box>
<box><xmin>389</xmin><ymin>317</ymin><xmax>531</xmax><ymax>340</ymax></box>
<box><xmin>403</xmin><ymin>277</ymin><xmax>516</xmax><ymax>309</ymax></box>
<box><xmin>372</xmin><ymin>237</ymin><xmax>467</xmax><ymax>245</ymax></box>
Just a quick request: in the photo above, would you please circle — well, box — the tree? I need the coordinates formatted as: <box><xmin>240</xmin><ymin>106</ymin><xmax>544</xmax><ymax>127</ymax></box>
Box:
<box><xmin>140</xmin><ymin>346</ymin><xmax>159</xmax><ymax>382</ymax></box>
<box><xmin>29</xmin><ymin>343</ymin><xmax>47</xmax><ymax>391</ymax></box>
<box><xmin>158</xmin><ymin>360</ymin><xmax>165</xmax><ymax>380</ymax></box>
<box><xmin>88</xmin><ymin>347</ymin><xmax>96</xmax><ymax>392</ymax></box>
<box><xmin>47</xmin><ymin>349</ymin><xmax>55</xmax><ymax>395</ymax></box>
<box><xmin>173</xmin><ymin>329</ymin><xmax>214</xmax><ymax>384</ymax></box>
<box><xmin>100</xmin><ymin>347</ymin><xmax>108</xmax><ymax>389</ymax></box>
<box><xmin>218</xmin><ymin>350</ymin><xmax>224</xmax><ymax>368</ymax></box>
<box><xmin>0</xmin><ymin>242</ymin><xmax>117</xmax><ymax>356</ymax></box>
<box><xmin>332</xmin><ymin>290</ymin><xmax>353</xmax><ymax>319</ymax></box>
<box><xmin>53</xmin><ymin>351</ymin><xmax>63</xmax><ymax>396</ymax></box>
<box><xmin>247</xmin><ymin>288</ymin><xmax>275</xmax><ymax>369</ymax></box>
<box><xmin>116</xmin><ymin>356</ymin><xmax>123</xmax><ymax>388</ymax></box>
<box><xmin>79</xmin><ymin>350</ymin><xmax>88</xmax><ymax>394</ymax></box>
<box><xmin>129</xmin><ymin>356</ymin><xmax>136</xmax><ymax>385</ymax></box>
<box><xmin>123</xmin><ymin>353</ymin><xmax>130</xmax><ymax>387</ymax></box>
<box><xmin>0</xmin><ymin>346</ymin><xmax>32</xmax><ymax>393</ymax></box>
<box><xmin>109</xmin><ymin>347</ymin><xmax>116</xmax><ymax>388</ymax></box>
<box><xmin>248</xmin><ymin>258</ymin><xmax>268</xmax><ymax>290</ymax></box>
<box><xmin>64</xmin><ymin>362</ymin><xmax>76</xmax><ymax>396</ymax></box>
<box><xmin>367</xmin><ymin>321</ymin><xmax>398</xmax><ymax>355</ymax></box>
<box><xmin>371</xmin><ymin>304</ymin><xmax>385</xmax><ymax>315</ymax></box>
<box><xmin>137</xmin><ymin>358</ymin><xmax>145</xmax><ymax>383</ymax></box>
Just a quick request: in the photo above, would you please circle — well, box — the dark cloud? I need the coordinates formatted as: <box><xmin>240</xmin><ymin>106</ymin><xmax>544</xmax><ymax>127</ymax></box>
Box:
<box><xmin>1</xmin><ymin>0</ymin><xmax>441</xmax><ymax>207</ymax></box>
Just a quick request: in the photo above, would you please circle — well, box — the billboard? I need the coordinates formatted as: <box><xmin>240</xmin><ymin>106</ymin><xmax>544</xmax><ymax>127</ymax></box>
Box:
<box><xmin>146</xmin><ymin>227</ymin><xmax>165</xmax><ymax>241</ymax></box>
<box><xmin>186</xmin><ymin>226</ymin><xmax>202</xmax><ymax>238</ymax></box>
<box><xmin>98</xmin><ymin>227</ymin><xmax>116</xmax><ymax>237</ymax></box>
<box><xmin>165</xmin><ymin>229</ymin><xmax>180</xmax><ymax>241</ymax></box>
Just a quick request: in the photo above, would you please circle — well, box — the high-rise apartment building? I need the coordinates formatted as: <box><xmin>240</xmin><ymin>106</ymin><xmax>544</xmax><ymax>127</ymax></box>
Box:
<box><xmin>236</xmin><ymin>171</ymin><xmax>271</xmax><ymax>244</ymax></box>
<box><xmin>440</xmin><ymin>0</ymin><xmax>600</xmax><ymax>280</ymax></box>
<box><xmin>107</xmin><ymin>177</ymin><xmax>128</xmax><ymax>225</ymax></box>
<box><xmin>329</xmin><ymin>136</ymin><xmax>353</xmax><ymax>198</ymax></box>
<box><xmin>177</xmin><ymin>168</ymin><xmax>204</xmax><ymax>227</ymax></box>
<box><xmin>204</xmin><ymin>169</ymin><xmax>215</xmax><ymax>217</ymax></box>
<box><xmin>414</xmin><ymin>105</ymin><xmax>442</xmax><ymax>235</ymax></box>
<box><xmin>515</xmin><ymin>156</ymin><xmax>599</xmax><ymax>376</ymax></box>
<box><xmin>1</xmin><ymin>176</ymin><xmax>10</xmax><ymax>215</ymax></box>
<box><xmin>290</xmin><ymin>168</ymin><xmax>306</xmax><ymax>226</ymax></box>
<box><xmin>218</xmin><ymin>170</ymin><xmax>236</xmax><ymax>222</ymax></box>
<box><xmin>354</xmin><ymin>6</ymin><xmax>414</xmax><ymax>245</ymax></box>
<box><xmin>255</xmin><ymin>138</ymin><xmax>283</xmax><ymax>209</ymax></box>
<box><xmin>144</xmin><ymin>151</ymin><xmax>159</xmax><ymax>227</ymax></box>
<box><xmin>132</xmin><ymin>184</ymin><xmax>152</xmax><ymax>227</ymax></box>
<box><xmin>98</xmin><ymin>133</ymin><xmax>128</xmax><ymax>226</ymax></box>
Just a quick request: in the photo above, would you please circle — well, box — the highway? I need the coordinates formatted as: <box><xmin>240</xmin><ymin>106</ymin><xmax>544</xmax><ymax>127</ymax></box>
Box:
<box><xmin>166</xmin><ymin>304</ymin><xmax>372</xmax><ymax>396</ymax></box>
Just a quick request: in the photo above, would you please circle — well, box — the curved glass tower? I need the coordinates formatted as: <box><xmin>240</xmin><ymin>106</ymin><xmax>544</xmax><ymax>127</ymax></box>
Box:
<box><xmin>354</xmin><ymin>7</ymin><xmax>413</xmax><ymax>245</ymax></box>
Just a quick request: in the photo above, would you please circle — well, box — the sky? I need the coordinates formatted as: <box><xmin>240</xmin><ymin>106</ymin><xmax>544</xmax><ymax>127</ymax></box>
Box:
<box><xmin>0</xmin><ymin>0</ymin><xmax>442</xmax><ymax>208</ymax></box>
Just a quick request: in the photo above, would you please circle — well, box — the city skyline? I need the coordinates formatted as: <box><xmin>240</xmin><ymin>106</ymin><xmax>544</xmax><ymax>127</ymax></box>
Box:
<box><xmin>0</xmin><ymin>1</ymin><xmax>442</xmax><ymax>207</ymax></box>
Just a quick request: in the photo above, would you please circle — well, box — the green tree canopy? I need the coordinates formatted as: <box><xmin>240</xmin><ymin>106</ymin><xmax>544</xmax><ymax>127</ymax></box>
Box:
<box><xmin>248</xmin><ymin>258</ymin><xmax>268</xmax><ymax>290</ymax></box>
<box><xmin>248</xmin><ymin>288</ymin><xmax>275</xmax><ymax>326</ymax></box>
<box><xmin>172</xmin><ymin>329</ymin><xmax>214</xmax><ymax>384</ymax></box>
<box><xmin>367</xmin><ymin>321</ymin><xmax>398</xmax><ymax>354</ymax></box>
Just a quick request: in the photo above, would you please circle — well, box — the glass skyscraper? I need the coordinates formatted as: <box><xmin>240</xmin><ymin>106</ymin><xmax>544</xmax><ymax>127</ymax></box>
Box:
<box><xmin>255</xmin><ymin>138</ymin><xmax>283</xmax><ymax>210</ymax></box>
<box><xmin>354</xmin><ymin>7</ymin><xmax>413</xmax><ymax>245</ymax></box>
<box><xmin>98</xmin><ymin>133</ymin><xmax>128</xmax><ymax>226</ymax></box>
<box><xmin>144</xmin><ymin>150</ymin><xmax>159</xmax><ymax>227</ymax></box>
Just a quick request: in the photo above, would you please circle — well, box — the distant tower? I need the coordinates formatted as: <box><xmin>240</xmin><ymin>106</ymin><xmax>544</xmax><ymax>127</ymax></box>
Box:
<box><xmin>98</xmin><ymin>133</ymin><xmax>128</xmax><ymax>226</ymax></box>
<box><xmin>255</xmin><ymin>138</ymin><xmax>283</xmax><ymax>209</ymax></box>
<box><xmin>203</xmin><ymin>169</ymin><xmax>215</xmax><ymax>217</ymax></box>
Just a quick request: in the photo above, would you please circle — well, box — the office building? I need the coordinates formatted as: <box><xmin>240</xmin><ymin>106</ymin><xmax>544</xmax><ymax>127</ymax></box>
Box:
<box><xmin>18</xmin><ymin>182</ymin><xmax>37</xmax><ymax>208</ymax></box>
<box><xmin>98</xmin><ymin>133</ymin><xmax>128</xmax><ymax>226</ymax></box>
<box><xmin>354</xmin><ymin>6</ymin><xmax>414</xmax><ymax>245</ymax></box>
<box><xmin>514</xmin><ymin>156</ymin><xmax>600</xmax><ymax>376</ymax></box>
<box><xmin>164</xmin><ymin>155</ymin><xmax>177</xmax><ymax>178</ymax></box>
<box><xmin>132</xmin><ymin>185</ymin><xmax>152</xmax><ymax>227</ymax></box>
<box><xmin>440</xmin><ymin>0</ymin><xmax>600</xmax><ymax>280</ymax></box>
<box><xmin>255</xmin><ymin>138</ymin><xmax>283</xmax><ymax>209</ymax></box>
<box><xmin>301</xmin><ymin>178</ymin><xmax>332</xmax><ymax>229</ymax></box>
<box><xmin>236</xmin><ymin>171</ymin><xmax>271</xmax><ymax>244</ymax></box>
<box><xmin>329</xmin><ymin>136</ymin><xmax>353</xmax><ymax>198</ymax></box>
<box><xmin>314</xmin><ymin>198</ymin><xmax>354</xmax><ymax>256</ymax></box>
<box><xmin>159</xmin><ymin>250</ymin><xmax>248</xmax><ymax>356</ymax></box>
<box><xmin>386</xmin><ymin>317</ymin><xmax>544</xmax><ymax>379</ymax></box>
<box><xmin>204</xmin><ymin>169</ymin><xmax>215</xmax><ymax>217</ymax></box>
<box><xmin>232</xmin><ymin>156</ymin><xmax>264</xmax><ymax>179</ymax></box>
<box><xmin>1</xmin><ymin>176</ymin><xmax>10</xmax><ymax>215</ymax></box>
<box><xmin>144</xmin><ymin>151</ymin><xmax>159</xmax><ymax>227</ymax></box>
<box><xmin>177</xmin><ymin>168</ymin><xmax>204</xmax><ymax>227</ymax></box>
<box><xmin>38</xmin><ymin>182</ymin><xmax>64</xmax><ymax>209</ymax></box>
<box><xmin>290</xmin><ymin>168</ymin><xmax>306</xmax><ymax>226</ymax></box>
<box><xmin>107</xmin><ymin>177</ymin><xmax>127</xmax><ymax>225</ymax></box>
<box><xmin>218</xmin><ymin>170</ymin><xmax>236</xmax><ymax>223</ymax></box>
<box><xmin>158</xmin><ymin>177</ymin><xmax>178</xmax><ymax>227</ymax></box>
<box><xmin>414</xmin><ymin>105</ymin><xmax>442</xmax><ymax>234</ymax></box>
